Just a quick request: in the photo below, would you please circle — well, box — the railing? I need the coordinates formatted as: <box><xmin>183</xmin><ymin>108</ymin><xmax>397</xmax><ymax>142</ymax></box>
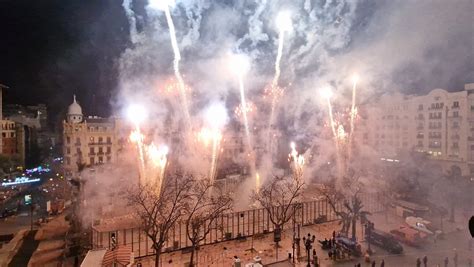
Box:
<box><xmin>91</xmin><ymin>193</ymin><xmax>385</xmax><ymax>258</ymax></box>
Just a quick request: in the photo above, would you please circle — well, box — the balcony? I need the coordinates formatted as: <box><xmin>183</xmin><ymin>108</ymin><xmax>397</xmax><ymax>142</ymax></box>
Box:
<box><xmin>74</xmin><ymin>143</ymin><xmax>81</xmax><ymax>146</ymax></box>
<box><xmin>429</xmin><ymin>136</ymin><xmax>441</xmax><ymax>139</ymax></box>
<box><xmin>88</xmin><ymin>152</ymin><xmax>96</xmax><ymax>156</ymax></box>
<box><xmin>416</xmin><ymin>135</ymin><xmax>424</xmax><ymax>139</ymax></box>
<box><xmin>468</xmin><ymin>136</ymin><xmax>474</xmax><ymax>141</ymax></box>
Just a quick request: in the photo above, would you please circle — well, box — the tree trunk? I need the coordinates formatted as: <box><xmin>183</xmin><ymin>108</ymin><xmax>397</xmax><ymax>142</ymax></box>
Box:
<box><xmin>449</xmin><ymin>202</ymin><xmax>455</xmax><ymax>222</ymax></box>
<box><xmin>351</xmin><ymin>218</ymin><xmax>357</xmax><ymax>240</ymax></box>
<box><xmin>189</xmin><ymin>244</ymin><xmax>195</xmax><ymax>267</ymax></box>
<box><xmin>155</xmin><ymin>251</ymin><xmax>160</xmax><ymax>267</ymax></box>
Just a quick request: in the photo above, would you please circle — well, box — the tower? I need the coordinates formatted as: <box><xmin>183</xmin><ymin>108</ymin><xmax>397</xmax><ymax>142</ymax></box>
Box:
<box><xmin>67</xmin><ymin>95</ymin><xmax>83</xmax><ymax>123</ymax></box>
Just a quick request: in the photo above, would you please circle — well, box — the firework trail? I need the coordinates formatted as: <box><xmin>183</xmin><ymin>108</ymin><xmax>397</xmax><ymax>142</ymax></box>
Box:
<box><xmin>321</xmin><ymin>87</ymin><xmax>337</xmax><ymax>138</ymax></box>
<box><xmin>130</xmin><ymin>127</ymin><xmax>146</xmax><ymax>185</ymax></box>
<box><xmin>268</xmin><ymin>12</ymin><xmax>291</xmax><ymax>129</ymax></box>
<box><xmin>349</xmin><ymin>74</ymin><xmax>359</xmax><ymax>141</ymax></box>
<box><xmin>162</xmin><ymin>3</ymin><xmax>191</xmax><ymax>130</ymax></box>
<box><xmin>348</xmin><ymin>74</ymin><xmax>359</xmax><ymax>161</ymax></box>
<box><xmin>147</xmin><ymin>143</ymin><xmax>169</xmax><ymax>194</ymax></box>
<box><xmin>232</xmin><ymin>57</ymin><xmax>252</xmax><ymax>150</ymax></box>
<box><xmin>199</xmin><ymin>128</ymin><xmax>222</xmax><ymax>183</ymax></box>
<box><xmin>210</xmin><ymin>131</ymin><xmax>221</xmax><ymax>183</ymax></box>
<box><xmin>289</xmin><ymin>142</ymin><xmax>305</xmax><ymax>183</ymax></box>
<box><xmin>255</xmin><ymin>172</ymin><xmax>260</xmax><ymax>193</ymax></box>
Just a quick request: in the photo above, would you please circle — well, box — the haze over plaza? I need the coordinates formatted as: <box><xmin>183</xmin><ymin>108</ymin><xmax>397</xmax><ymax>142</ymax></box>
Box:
<box><xmin>0</xmin><ymin>1</ymin><xmax>473</xmax><ymax>267</ymax></box>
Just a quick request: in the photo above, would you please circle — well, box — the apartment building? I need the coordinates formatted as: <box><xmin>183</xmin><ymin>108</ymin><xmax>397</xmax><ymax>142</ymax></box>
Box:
<box><xmin>361</xmin><ymin>83</ymin><xmax>474</xmax><ymax>176</ymax></box>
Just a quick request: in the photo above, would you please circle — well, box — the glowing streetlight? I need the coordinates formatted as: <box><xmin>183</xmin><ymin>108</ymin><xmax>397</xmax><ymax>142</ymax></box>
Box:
<box><xmin>276</xmin><ymin>11</ymin><xmax>292</xmax><ymax>32</ymax></box>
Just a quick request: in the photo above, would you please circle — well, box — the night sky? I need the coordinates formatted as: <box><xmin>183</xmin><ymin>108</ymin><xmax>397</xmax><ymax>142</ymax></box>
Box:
<box><xmin>0</xmin><ymin>0</ymin><xmax>473</xmax><ymax>129</ymax></box>
<box><xmin>0</xmin><ymin>0</ymin><xmax>129</xmax><ymax>126</ymax></box>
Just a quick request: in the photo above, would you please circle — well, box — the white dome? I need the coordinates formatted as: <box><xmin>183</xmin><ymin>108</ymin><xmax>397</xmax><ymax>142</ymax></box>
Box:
<box><xmin>68</xmin><ymin>95</ymin><xmax>83</xmax><ymax>115</ymax></box>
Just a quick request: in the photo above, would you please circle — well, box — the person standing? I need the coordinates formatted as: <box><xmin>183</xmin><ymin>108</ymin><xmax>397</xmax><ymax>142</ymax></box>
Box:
<box><xmin>233</xmin><ymin>256</ymin><xmax>241</xmax><ymax>267</ymax></box>
<box><xmin>380</xmin><ymin>259</ymin><xmax>385</xmax><ymax>267</ymax></box>
<box><xmin>423</xmin><ymin>255</ymin><xmax>428</xmax><ymax>267</ymax></box>
<box><xmin>444</xmin><ymin>256</ymin><xmax>449</xmax><ymax>267</ymax></box>
<box><xmin>453</xmin><ymin>249</ymin><xmax>458</xmax><ymax>267</ymax></box>
<box><xmin>417</xmin><ymin>257</ymin><xmax>422</xmax><ymax>267</ymax></box>
<box><xmin>371</xmin><ymin>260</ymin><xmax>376</xmax><ymax>267</ymax></box>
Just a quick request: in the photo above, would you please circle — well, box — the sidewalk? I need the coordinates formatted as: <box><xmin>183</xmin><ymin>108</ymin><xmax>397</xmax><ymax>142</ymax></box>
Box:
<box><xmin>133</xmin><ymin>221</ymin><xmax>342</xmax><ymax>267</ymax></box>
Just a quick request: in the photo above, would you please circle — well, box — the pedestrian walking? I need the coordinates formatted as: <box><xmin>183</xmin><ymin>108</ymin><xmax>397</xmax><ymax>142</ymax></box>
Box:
<box><xmin>380</xmin><ymin>259</ymin><xmax>385</xmax><ymax>267</ymax></box>
<box><xmin>356</xmin><ymin>263</ymin><xmax>361</xmax><ymax>267</ymax></box>
<box><xmin>423</xmin><ymin>255</ymin><xmax>428</xmax><ymax>267</ymax></box>
<box><xmin>444</xmin><ymin>256</ymin><xmax>449</xmax><ymax>267</ymax></box>
<box><xmin>417</xmin><ymin>257</ymin><xmax>422</xmax><ymax>267</ymax></box>
<box><xmin>371</xmin><ymin>260</ymin><xmax>376</xmax><ymax>267</ymax></box>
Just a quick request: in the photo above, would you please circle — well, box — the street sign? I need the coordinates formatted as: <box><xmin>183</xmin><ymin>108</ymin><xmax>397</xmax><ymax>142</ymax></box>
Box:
<box><xmin>24</xmin><ymin>194</ymin><xmax>32</xmax><ymax>205</ymax></box>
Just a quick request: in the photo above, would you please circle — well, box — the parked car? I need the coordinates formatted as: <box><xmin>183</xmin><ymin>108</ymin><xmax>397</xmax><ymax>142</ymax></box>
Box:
<box><xmin>366</xmin><ymin>229</ymin><xmax>403</xmax><ymax>254</ymax></box>
<box><xmin>335</xmin><ymin>236</ymin><xmax>362</xmax><ymax>256</ymax></box>
<box><xmin>0</xmin><ymin>208</ymin><xmax>17</xmax><ymax>219</ymax></box>
<box><xmin>389</xmin><ymin>226</ymin><xmax>427</xmax><ymax>247</ymax></box>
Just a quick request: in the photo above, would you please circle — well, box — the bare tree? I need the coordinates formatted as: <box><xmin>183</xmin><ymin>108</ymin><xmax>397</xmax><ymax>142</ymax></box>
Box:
<box><xmin>253</xmin><ymin>176</ymin><xmax>304</xmax><ymax>259</ymax></box>
<box><xmin>319</xmin><ymin>172</ymin><xmax>369</xmax><ymax>239</ymax></box>
<box><xmin>127</xmin><ymin>175</ymin><xmax>192</xmax><ymax>267</ymax></box>
<box><xmin>319</xmin><ymin>185</ymin><xmax>351</xmax><ymax>235</ymax></box>
<box><xmin>183</xmin><ymin>179</ymin><xmax>233</xmax><ymax>267</ymax></box>
<box><xmin>346</xmin><ymin>193</ymin><xmax>371</xmax><ymax>240</ymax></box>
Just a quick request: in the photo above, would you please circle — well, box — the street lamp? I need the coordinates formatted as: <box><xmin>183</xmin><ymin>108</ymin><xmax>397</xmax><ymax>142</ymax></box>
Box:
<box><xmin>302</xmin><ymin>233</ymin><xmax>315</xmax><ymax>267</ymax></box>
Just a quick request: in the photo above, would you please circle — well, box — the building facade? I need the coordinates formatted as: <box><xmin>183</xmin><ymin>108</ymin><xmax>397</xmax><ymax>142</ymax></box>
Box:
<box><xmin>63</xmin><ymin>96</ymin><xmax>125</xmax><ymax>173</ymax></box>
<box><xmin>361</xmin><ymin>83</ymin><xmax>474</xmax><ymax>176</ymax></box>
<box><xmin>1</xmin><ymin>120</ymin><xmax>17</xmax><ymax>155</ymax></box>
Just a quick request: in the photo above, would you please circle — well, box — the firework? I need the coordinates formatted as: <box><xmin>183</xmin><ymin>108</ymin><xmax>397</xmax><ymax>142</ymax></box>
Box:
<box><xmin>255</xmin><ymin>172</ymin><xmax>261</xmax><ymax>194</ymax></box>
<box><xmin>199</xmin><ymin>127</ymin><xmax>222</xmax><ymax>183</ymax></box>
<box><xmin>127</xmin><ymin>104</ymin><xmax>147</xmax><ymax>128</ymax></box>
<box><xmin>200</xmin><ymin>103</ymin><xmax>229</xmax><ymax>183</ymax></box>
<box><xmin>150</xmin><ymin>0</ymin><xmax>191</xmax><ymax>129</ymax></box>
<box><xmin>230</xmin><ymin>55</ymin><xmax>252</xmax><ymax>150</ymax></box>
<box><xmin>146</xmin><ymin>143</ymin><xmax>169</xmax><ymax>194</ymax></box>
<box><xmin>129</xmin><ymin>128</ymin><xmax>146</xmax><ymax>185</ymax></box>
<box><xmin>320</xmin><ymin>87</ymin><xmax>337</xmax><ymax>138</ymax></box>
<box><xmin>159</xmin><ymin>77</ymin><xmax>192</xmax><ymax>97</ymax></box>
<box><xmin>288</xmin><ymin>142</ymin><xmax>304</xmax><ymax>182</ymax></box>
<box><xmin>127</xmin><ymin>104</ymin><xmax>148</xmax><ymax>184</ymax></box>
<box><xmin>234</xmin><ymin>101</ymin><xmax>256</xmax><ymax>120</ymax></box>
<box><xmin>267</xmin><ymin>11</ymin><xmax>291</xmax><ymax>144</ymax></box>
<box><xmin>349</xmin><ymin>74</ymin><xmax>359</xmax><ymax>140</ymax></box>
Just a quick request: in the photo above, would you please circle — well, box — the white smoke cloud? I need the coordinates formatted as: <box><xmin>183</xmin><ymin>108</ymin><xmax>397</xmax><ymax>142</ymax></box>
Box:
<box><xmin>114</xmin><ymin>0</ymin><xmax>473</xmax><ymax>197</ymax></box>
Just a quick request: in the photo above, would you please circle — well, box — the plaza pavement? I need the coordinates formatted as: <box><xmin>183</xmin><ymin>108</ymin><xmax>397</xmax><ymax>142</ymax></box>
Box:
<box><xmin>132</xmin><ymin>210</ymin><xmax>473</xmax><ymax>267</ymax></box>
